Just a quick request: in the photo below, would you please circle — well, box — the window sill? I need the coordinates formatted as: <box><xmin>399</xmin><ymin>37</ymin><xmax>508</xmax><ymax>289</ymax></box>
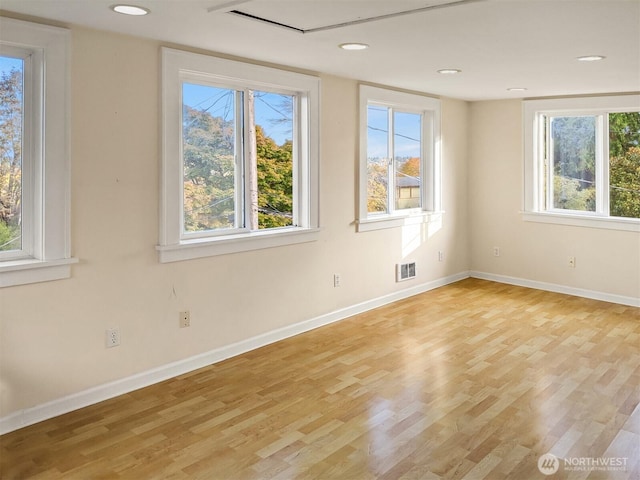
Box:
<box><xmin>0</xmin><ymin>257</ymin><xmax>79</xmax><ymax>288</ymax></box>
<box><xmin>357</xmin><ymin>211</ymin><xmax>444</xmax><ymax>232</ymax></box>
<box><xmin>157</xmin><ymin>227</ymin><xmax>321</xmax><ymax>263</ymax></box>
<box><xmin>522</xmin><ymin>211</ymin><xmax>640</xmax><ymax>232</ymax></box>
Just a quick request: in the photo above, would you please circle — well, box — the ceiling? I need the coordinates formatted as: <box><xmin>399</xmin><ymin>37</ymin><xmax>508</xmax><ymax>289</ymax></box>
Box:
<box><xmin>1</xmin><ymin>0</ymin><xmax>639</xmax><ymax>100</ymax></box>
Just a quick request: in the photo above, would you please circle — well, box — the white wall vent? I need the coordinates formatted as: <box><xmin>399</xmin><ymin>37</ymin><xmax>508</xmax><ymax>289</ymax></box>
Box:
<box><xmin>396</xmin><ymin>262</ymin><xmax>416</xmax><ymax>282</ymax></box>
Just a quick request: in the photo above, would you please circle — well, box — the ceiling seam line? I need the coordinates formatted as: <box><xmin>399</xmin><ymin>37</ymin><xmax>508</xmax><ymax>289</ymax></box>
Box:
<box><xmin>228</xmin><ymin>0</ymin><xmax>486</xmax><ymax>35</ymax></box>
<box><xmin>303</xmin><ymin>0</ymin><xmax>488</xmax><ymax>34</ymax></box>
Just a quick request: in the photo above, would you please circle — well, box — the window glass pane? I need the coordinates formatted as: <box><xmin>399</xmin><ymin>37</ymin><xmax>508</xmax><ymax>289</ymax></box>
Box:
<box><xmin>394</xmin><ymin>111</ymin><xmax>421</xmax><ymax>210</ymax></box>
<box><xmin>550</xmin><ymin>116</ymin><xmax>596</xmax><ymax>212</ymax></box>
<box><xmin>0</xmin><ymin>56</ymin><xmax>23</xmax><ymax>252</ymax></box>
<box><xmin>609</xmin><ymin>112</ymin><xmax>640</xmax><ymax>219</ymax></box>
<box><xmin>253</xmin><ymin>91</ymin><xmax>294</xmax><ymax>229</ymax></box>
<box><xmin>182</xmin><ymin>83</ymin><xmax>237</xmax><ymax>233</ymax></box>
<box><xmin>367</xmin><ymin>105</ymin><xmax>389</xmax><ymax>214</ymax></box>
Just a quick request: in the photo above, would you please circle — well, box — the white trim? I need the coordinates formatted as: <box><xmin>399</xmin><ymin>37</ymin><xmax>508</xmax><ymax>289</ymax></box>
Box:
<box><xmin>0</xmin><ymin>270</ymin><xmax>468</xmax><ymax>434</ymax></box>
<box><xmin>0</xmin><ymin>258</ymin><xmax>79</xmax><ymax>287</ymax></box>
<box><xmin>357</xmin><ymin>210</ymin><xmax>444</xmax><ymax>232</ymax></box>
<box><xmin>521</xmin><ymin>211</ymin><xmax>640</xmax><ymax>232</ymax></box>
<box><xmin>157</xmin><ymin>227</ymin><xmax>320</xmax><ymax>263</ymax></box>
<box><xmin>470</xmin><ymin>271</ymin><xmax>640</xmax><ymax>307</ymax></box>
<box><xmin>3</xmin><ymin>269</ymin><xmax>636</xmax><ymax>434</ymax></box>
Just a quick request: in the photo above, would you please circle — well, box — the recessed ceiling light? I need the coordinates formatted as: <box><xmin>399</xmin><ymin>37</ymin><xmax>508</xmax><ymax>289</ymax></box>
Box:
<box><xmin>339</xmin><ymin>43</ymin><xmax>369</xmax><ymax>51</ymax></box>
<box><xmin>577</xmin><ymin>55</ymin><xmax>605</xmax><ymax>62</ymax></box>
<box><xmin>507</xmin><ymin>87</ymin><xmax>528</xmax><ymax>92</ymax></box>
<box><xmin>437</xmin><ymin>69</ymin><xmax>462</xmax><ymax>74</ymax></box>
<box><xmin>111</xmin><ymin>4</ymin><xmax>150</xmax><ymax>15</ymax></box>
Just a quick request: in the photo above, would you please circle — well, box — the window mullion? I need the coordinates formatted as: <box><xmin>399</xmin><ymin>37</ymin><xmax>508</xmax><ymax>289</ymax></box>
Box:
<box><xmin>26</xmin><ymin>49</ymin><xmax>44</xmax><ymax>259</ymax></box>
<box><xmin>422</xmin><ymin>110</ymin><xmax>436</xmax><ymax>212</ymax></box>
<box><xmin>243</xmin><ymin>89</ymin><xmax>259</xmax><ymax>231</ymax></box>
<box><xmin>387</xmin><ymin>107</ymin><xmax>394</xmax><ymax>214</ymax></box>
<box><xmin>599</xmin><ymin>114</ymin><xmax>610</xmax><ymax>215</ymax></box>
<box><xmin>536</xmin><ymin>114</ymin><xmax>545</xmax><ymax>211</ymax></box>
<box><xmin>21</xmin><ymin>51</ymin><xmax>35</xmax><ymax>259</ymax></box>
<box><xmin>292</xmin><ymin>95</ymin><xmax>301</xmax><ymax>227</ymax></box>
<box><xmin>235</xmin><ymin>90</ymin><xmax>246</xmax><ymax>230</ymax></box>
<box><xmin>545</xmin><ymin>116</ymin><xmax>554</xmax><ymax>212</ymax></box>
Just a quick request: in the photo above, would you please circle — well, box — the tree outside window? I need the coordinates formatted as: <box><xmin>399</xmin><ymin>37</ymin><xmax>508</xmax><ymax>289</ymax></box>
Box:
<box><xmin>0</xmin><ymin>56</ymin><xmax>23</xmax><ymax>252</ymax></box>
<box><xmin>545</xmin><ymin>111</ymin><xmax>639</xmax><ymax>219</ymax></box>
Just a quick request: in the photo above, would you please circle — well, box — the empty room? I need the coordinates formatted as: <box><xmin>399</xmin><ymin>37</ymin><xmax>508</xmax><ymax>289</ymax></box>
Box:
<box><xmin>0</xmin><ymin>0</ymin><xmax>639</xmax><ymax>478</ymax></box>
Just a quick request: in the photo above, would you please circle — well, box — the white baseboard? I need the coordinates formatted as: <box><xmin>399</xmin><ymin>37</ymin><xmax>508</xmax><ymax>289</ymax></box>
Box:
<box><xmin>0</xmin><ymin>271</ymin><xmax>470</xmax><ymax>435</ymax></box>
<box><xmin>470</xmin><ymin>271</ymin><xmax>640</xmax><ymax>307</ymax></box>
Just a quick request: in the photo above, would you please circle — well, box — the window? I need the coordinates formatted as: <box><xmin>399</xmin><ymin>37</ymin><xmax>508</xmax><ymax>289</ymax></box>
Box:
<box><xmin>0</xmin><ymin>18</ymin><xmax>74</xmax><ymax>287</ymax></box>
<box><xmin>358</xmin><ymin>85</ymin><xmax>441</xmax><ymax>232</ymax></box>
<box><xmin>159</xmin><ymin>48</ymin><xmax>320</xmax><ymax>262</ymax></box>
<box><xmin>524</xmin><ymin>95</ymin><xmax>640</xmax><ymax>231</ymax></box>
<box><xmin>0</xmin><ymin>52</ymin><xmax>24</xmax><ymax>255</ymax></box>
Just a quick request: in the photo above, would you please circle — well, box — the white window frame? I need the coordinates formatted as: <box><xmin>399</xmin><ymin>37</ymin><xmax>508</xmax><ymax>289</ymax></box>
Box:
<box><xmin>523</xmin><ymin>95</ymin><xmax>640</xmax><ymax>232</ymax></box>
<box><xmin>357</xmin><ymin>85</ymin><xmax>441</xmax><ymax>232</ymax></box>
<box><xmin>158</xmin><ymin>48</ymin><xmax>320</xmax><ymax>263</ymax></box>
<box><xmin>0</xmin><ymin>17</ymin><xmax>75</xmax><ymax>288</ymax></box>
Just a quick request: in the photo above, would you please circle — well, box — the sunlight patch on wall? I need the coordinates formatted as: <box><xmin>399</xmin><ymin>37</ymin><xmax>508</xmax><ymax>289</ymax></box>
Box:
<box><xmin>401</xmin><ymin>214</ymin><xmax>442</xmax><ymax>259</ymax></box>
<box><xmin>401</xmin><ymin>223</ymin><xmax>422</xmax><ymax>259</ymax></box>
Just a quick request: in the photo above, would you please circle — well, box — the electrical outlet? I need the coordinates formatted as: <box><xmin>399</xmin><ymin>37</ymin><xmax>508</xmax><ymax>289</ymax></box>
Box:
<box><xmin>333</xmin><ymin>274</ymin><xmax>341</xmax><ymax>288</ymax></box>
<box><xmin>493</xmin><ymin>247</ymin><xmax>500</xmax><ymax>257</ymax></box>
<box><xmin>568</xmin><ymin>256</ymin><xmax>576</xmax><ymax>268</ymax></box>
<box><xmin>179</xmin><ymin>311</ymin><xmax>191</xmax><ymax>328</ymax></box>
<box><xmin>106</xmin><ymin>328</ymin><xmax>120</xmax><ymax>348</ymax></box>
<box><xmin>438</xmin><ymin>251</ymin><xmax>444</xmax><ymax>262</ymax></box>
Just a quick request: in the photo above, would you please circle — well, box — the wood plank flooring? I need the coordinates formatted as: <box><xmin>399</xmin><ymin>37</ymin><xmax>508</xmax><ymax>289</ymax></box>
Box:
<box><xmin>1</xmin><ymin>279</ymin><xmax>639</xmax><ymax>479</ymax></box>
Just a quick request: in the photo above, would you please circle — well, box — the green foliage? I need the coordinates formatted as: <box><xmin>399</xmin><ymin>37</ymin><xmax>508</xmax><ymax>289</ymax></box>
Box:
<box><xmin>0</xmin><ymin>220</ymin><xmax>19</xmax><ymax>250</ymax></box>
<box><xmin>610</xmin><ymin>146</ymin><xmax>640</xmax><ymax>218</ymax></box>
<box><xmin>550</xmin><ymin>112</ymin><xmax>640</xmax><ymax>217</ymax></box>
<box><xmin>0</xmin><ymin>67</ymin><xmax>22</xmax><ymax>250</ymax></box>
<box><xmin>609</xmin><ymin>112</ymin><xmax>640</xmax><ymax>218</ymax></box>
<box><xmin>255</xmin><ymin>126</ymin><xmax>293</xmax><ymax>228</ymax></box>
<box><xmin>550</xmin><ymin>115</ymin><xmax>595</xmax><ymax>213</ymax></box>
<box><xmin>609</xmin><ymin>112</ymin><xmax>640</xmax><ymax>157</ymax></box>
<box><xmin>553</xmin><ymin>175</ymin><xmax>595</xmax><ymax>212</ymax></box>
<box><xmin>367</xmin><ymin>161</ymin><xmax>387</xmax><ymax>213</ymax></box>
<box><xmin>182</xmin><ymin>106</ymin><xmax>293</xmax><ymax>231</ymax></box>
<box><xmin>182</xmin><ymin>106</ymin><xmax>236</xmax><ymax>231</ymax></box>
<box><xmin>551</xmin><ymin>116</ymin><xmax>595</xmax><ymax>185</ymax></box>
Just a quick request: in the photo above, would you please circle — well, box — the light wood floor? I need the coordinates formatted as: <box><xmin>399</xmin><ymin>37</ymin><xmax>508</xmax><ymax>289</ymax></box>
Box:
<box><xmin>2</xmin><ymin>279</ymin><xmax>639</xmax><ymax>479</ymax></box>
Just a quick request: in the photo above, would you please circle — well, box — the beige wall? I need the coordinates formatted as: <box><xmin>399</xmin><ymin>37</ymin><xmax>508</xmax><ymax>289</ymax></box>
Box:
<box><xmin>469</xmin><ymin>100</ymin><xmax>640</xmax><ymax>299</ymax></box>
<box><xmin>0</xmin><ymin>27</ymin><xmax>470</xmax><ymax>419</ymax></box>
<box><xmin>5</xmin><ymin>25</ymin><xmax>636</xmax><ymax>426</ymax></box>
